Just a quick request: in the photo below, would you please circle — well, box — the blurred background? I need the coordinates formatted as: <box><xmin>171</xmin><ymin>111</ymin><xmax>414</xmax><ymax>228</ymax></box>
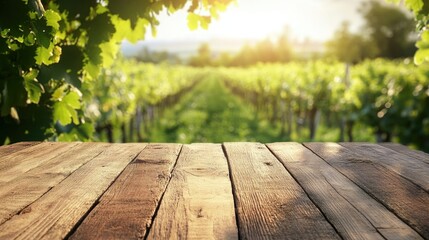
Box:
<box><xmin>1</xmin><ymin>0</ymin><xmax>428</xmax><ymax>152</ymax></box>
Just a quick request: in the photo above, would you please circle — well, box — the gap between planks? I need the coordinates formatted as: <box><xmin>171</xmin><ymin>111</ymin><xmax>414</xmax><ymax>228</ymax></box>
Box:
<box><xmin>0</xmin><ymin>142</ymin><xmax>41</xmax><ymax>158</ymax></box>
<box><xmin>223</xmin><ymin>142</ymin><xmax>340</xmax><ymax>240</ymax></box>
<box><xmin>0</xmin><ymin>143</ymin><xmax>110</xmax><ymax>225</ymax></box>
<box><xmin>0</xmin><ymin>143</ymin><xmax>147</xmax><ymax>240</ymax></box>
<box><xmin>340</xmin><ymin>142</ymin><xmax>429</xmax><ymax>192</ymax></box>
<box><xmin>70</xmin><ymin>143</ymin><xmax>182</xmax><ymax>240</ymax></box>
<box><xmin>0</xmin><ymin>142</ymin><xmax>427</xmax><ymax>240</ymax></box>
<box><xmin>304</xmin><ymin>142</ymin><xmax>429</xmax><ymax>239</ymax></box>
<box><xmin>268</xmin><ymin>142</ymin><xmax>422</xmax><ymax>240</ymax></box>
<box><xmin>146</xmin><ymin>143</ymin><xmax>238</xmax><ymax>240</ymax></box>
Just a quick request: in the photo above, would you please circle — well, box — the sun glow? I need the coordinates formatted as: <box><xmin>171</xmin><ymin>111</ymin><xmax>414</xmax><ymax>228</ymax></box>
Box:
<box><xmin>145</xmin><ymin>0</ymin><xmax>364</xmax><ymax>42</ymax></box>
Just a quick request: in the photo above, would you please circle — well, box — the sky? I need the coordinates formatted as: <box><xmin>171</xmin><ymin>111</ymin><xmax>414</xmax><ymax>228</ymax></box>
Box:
<box><xmin>144</xmin><ymin>0</ymin><xmax>366</xmax><ymax>42</ymax></box>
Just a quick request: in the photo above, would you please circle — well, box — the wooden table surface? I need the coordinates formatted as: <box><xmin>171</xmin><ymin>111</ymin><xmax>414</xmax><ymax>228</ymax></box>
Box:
<box><xmin>0</xmin><ymin>142</ymin><xmax>428</xmax><ymax>240</ymax></box>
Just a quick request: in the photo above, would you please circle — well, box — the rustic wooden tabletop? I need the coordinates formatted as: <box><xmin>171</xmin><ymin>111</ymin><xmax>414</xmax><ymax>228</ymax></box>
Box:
<box><xmin>0</xmin><ymin>142</ymin><xmax>427</xmax><ymax>239</ymax></box>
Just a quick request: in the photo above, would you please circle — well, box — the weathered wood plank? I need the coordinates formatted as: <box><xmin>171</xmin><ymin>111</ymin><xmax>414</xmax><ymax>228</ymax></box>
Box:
<box><xmin>0</xmin><ymin>143</ymin><xmax>109</xmax><ymax>225</ymax></box>
<box><xmin>0</xmin><ymin>142</ymin><xmax>41</xmax><ymax>157</ymax></box>
<box><xmin>305</xmin><ymin>142</ymin><xmax>429</xmax><ymax>239</ymax></box>
<box><xmin>224</xmin><ymin>142</ymin><xmax>340</xmax><ymax>240</ymax></box>
<box><xmin>340</xmin><ymin>142</ymin><xmax>429</xmax><ymax>192</ymax></box>
<box><xmin>0</xmin><ymin>142</ymin><xmax>80</xmax><ymax>183</ymax></box>
<box><xmin>147</xmin><ymin>144</ymin><xmax>238</xmax><ymax>240</ymax></box>
<box><xmin>380</xmin><ymin>143</ymin><xmax>429</xmax><ymax>165</ymax></box>
<box><xmin>0</xmin><ymin>143</ymin><xmax>146</xmax><ymax>240</ymax></box>
<box><xmin>71</xmin><ymin>143</ymin><xmax>182</xmax><ymax>240</ymax></box>
<box><xmin>268</xmin><ymin>142</ymin><xmax>422</xmax><ymax>240</ymax></box>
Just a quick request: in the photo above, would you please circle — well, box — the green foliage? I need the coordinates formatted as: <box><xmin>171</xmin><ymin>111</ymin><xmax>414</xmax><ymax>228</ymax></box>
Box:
<box><xmin>360</xmin><ymin>1</ymin><xmax>416</xmax><ymax>59</ymax></box>
<box><xmin>221</xmin><ymin>59</ymin><xmax>429</xmax><ymax>151</ymax></box>
<box><xmin>326</xmin><ymin>21</ymin><xmax>378</xmax><ymax>63</ymax></box>
<box><xmin>189</xmin><ymin>30</ymin><xmax>294</xmax><ymax>67</ymax></box>
<box><xmin>189</xmin><ymin>43</ymin><xmax>213</xmax><ymax>67</ymax></box>
<box><xmin>230</xmin><ymin>31</ymin><xmax>294</xmax><ymax>66</ymax></box>
<box><xmin>89</xmin><ymin>59</ymin><xmax>200</xmax><ymax>142</ymax></box>
<box><xmin>134</xmin><ymin>47</ymin><xmax>181</xmax><ymax>64</ymax></box>
<box><xmin>151</xmin><ymin>77</ymin><xmax>256</xmax><ymax>143</ymax></box>
<box><xmin>0</xmin><ymin>0</ymin><xmax>233</xmax><ymax>144</ymax></box>
<box><xmin>389</xmin><ymin>0</ymin><xmax>429</xmax><ymax>64</ymax></box>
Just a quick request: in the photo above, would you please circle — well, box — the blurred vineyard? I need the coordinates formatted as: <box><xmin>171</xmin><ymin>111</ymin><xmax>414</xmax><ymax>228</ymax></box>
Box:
<box><xmin>87</xmin><ymin>58</ymin><xmax>429</xmax><ymax>152</ymax></box>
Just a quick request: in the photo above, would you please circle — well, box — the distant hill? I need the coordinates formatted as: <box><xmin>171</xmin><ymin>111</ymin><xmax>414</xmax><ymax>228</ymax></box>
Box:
<box><xmin>121</xmin><ymin>38</ymin><xmax>324</xmax><ymax>60</ymax></box>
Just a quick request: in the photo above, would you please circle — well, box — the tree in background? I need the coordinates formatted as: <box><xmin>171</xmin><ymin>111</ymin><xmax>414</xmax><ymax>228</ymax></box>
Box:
<box><xmin>327</xmin><ymin>1</ymin><xmax>416</xmax><ymax>63</ymax></box>
<box><xmin>135</xmin><ymin>47</ymin><xmax>181</xmax><ymax>64</ymax></box>
<box><xmin>195</xmin><ymin>29</ymin><xmax>294</xmax><ymax>67</ymax></box>
<box><xmin>360</xmin><ymin>0</ymin><xmax>416</xmax><ymax>59</ymax></box>
<box><xmin>0</xmin><ymin>0</ymin><xmax>233</xmax><ymax>144</ymax></box>
<box><xmin>277</xmin><ymin>31</ymin><xmax>294</xmax><ymax>62</ymax></box>
<box><xmin>189</xmin><ymin>43</ymin><xmax>213</xmax><ymax>67</ymax></box>
<box><xmin>236</xmin><ymin>32</ymin><xmax>294</xmax><ymax>65</ymax></box>
<box><xmin>326</xmin><ymin>22</ymin><xmax>378</xmax><ymax>64</ymax></box>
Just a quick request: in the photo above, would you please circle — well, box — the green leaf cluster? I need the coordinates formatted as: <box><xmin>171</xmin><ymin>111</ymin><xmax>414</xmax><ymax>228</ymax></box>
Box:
<box><xmin>389</xmin><ymin>0</ymin><xmax>429</xmax><ymax>64</ymax></box>
<box><xmin>221</xmin><ymin>59</ymin><xmax>429</xmax><ymax>151</ymax></box>
<box><xmin>0</xmin><ymin>0</ymin><xmax>233</xmax><ymax>144</ymax></box>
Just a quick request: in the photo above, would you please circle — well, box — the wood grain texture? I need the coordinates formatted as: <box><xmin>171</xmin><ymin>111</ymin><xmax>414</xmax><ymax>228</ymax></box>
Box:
<box><xmin>268</xmin><ymin>142</ymin><xmax>422</xmax><ymax>240</ymax></box>
<box><xmin>0</xmin><ymin>143</ymin><xmax>109</xmax><ymax>225</ymax></box>
<box><xmin>305</xmin><ymin>142</ymin><xmax>429</xmax><ymax>239</ymax></box>
<box><xmin>0</xmin><ymin>142</ymin><xmax>80</xmax><ymax>183</ymax></box>
<box><xmin>380</xmin><ymin>143</ymin><xmax>429</xmax><ymax>165</ymax></box>
<box><xmin>224</xmin><ymin>142</ymin><xmax>340</xmax><ymax>240</ymax></box>
<box><xmin>340</xmin><ymin>142</ymin><xmax>429</xmax><ymax>192</ymax></box>
<box><xmin>147</xmin><ymin>144</ymin><xmax>238</xmax><ymax>240</ymax></box>
<box><xmin>70</xmin><ymin>143</ymin><xmax>182</xmax><ymax>240</ymax></box>
<box><xmin>0</xmin><ymin>142</ymin><xmax>41</xmax><ymax>157</ymax></box>
<box><xmin>0</xmin><ymin>143</ymin><xmax>146</xmax><ymax>240</ymax></box>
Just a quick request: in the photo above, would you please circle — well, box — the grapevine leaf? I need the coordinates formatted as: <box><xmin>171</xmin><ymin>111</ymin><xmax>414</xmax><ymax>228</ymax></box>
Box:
<box><xmin>111</xmin><ymin>16</ymin><xmax>131</xmax><ymax>42</ymax></box>
<box><xmin>63</xmin><ymin>91</ymin><xmax>81</xmax><ymax>109</ymax></box>
<box><xmin>24</xmin><ymin>69</ymin><xmax>44</xmax><ymax>103</ymax></box>
<box><xmin>53</xmin><ymin>101</ymin><xmax>71</xmax><ymax>125</ymax></box>
<box><xmin>51</xmin><ymin>85</ymin><xmax>67</xmax><ymax>101</ymax></box>
<box><xmin>53</xmin><ymin>91</ymin><xmax>81</xmax><ymax>125</ymax></box>
<box><xmin>44</xmin><ymin>10</ymin><xmax>61</xmax><ymax>31</ymax></box>
<box><xmin>108</xmin><ymin>0</ymin><xmax>151</xmax><ymax>27</ymax></box>
<box><xmin>85</xmin><ymin>13</ymin><xmax>115</xmax><ymax>67</ymax></box>
<box><xmin>415</xmin><ymin>30</ymin><xmax>429</xmax><ymax>64</ymax></box>
<box><xmin>188</xmin><ymin>0</ymin><xmax>199</xmax><ymax>12</ymax></box>
<box><xmin>119</xmin><ymin>18</ymin><xmax>149</xmax><ymax>43</ymax></box>
<box><xmin>75</xmin><ymin>122</ymin><xmax>94</xmax><ymax>140</ymax></box>
<box><xmin>414</xmin><ymin>48</ymin><xmax>429</xmax><ymax>64</ymax></box>
<box><xmin>100</xmin><ymin>41</ymin><xmax>118</xmax><ymax>67</ymax></box>
<box><xmin>86</xmin><ymin>45</ymin><xmax>102</xmax><ymax>66</ymax></box>
<box><xmin>200</xmin><ymin>16</ymin><xmax>211</xmax><ymax>30</ymax></box>
<box><xmin>84</xmin><ymin>61</ymin><xmax>101</xmax><ymax>80</ymax></box>
<box><xmin>187</xmin><ymin>13</ymin><xmax>199</xmax><ymax>30</ymax></box>
<box><xmin>60</xmin><ymin>46</ymin><xmax>84</xmax><ymax>88</ymax></box>
<box><xmin>58</xmin><ymin>122</ymin><xmax>94</xmax><ymax>141</ymax></box>
<box><xmin>151</xmin><ymin>22</ymin><xmax>158</xmax><ymax>38</ymax></box>
<box><xmin>86</xmin><ymin>13</ymin><xmax>115</xmax><ymax>46</ymax></box>
<box><xmin>172</xmin><ymin>0</ymin><xmax>187</xmax><ymax>10</ymax></box>
<box><xmin>33</xmin><ymin>18</ymin><xmax>53</xmax><ymax>48</ymax></box>
<box><xmin>38</xmin><ymin>45</ymin><xmax>83</xmax><ymax>88</ymax></box>
<box><xmin>24</xmin><ymin>80</ymin><xmax>44</xmax><ymax>103</ymax></box>
<box><xmin>35</xmin><ymin>44</ymin><xmax>52</xmax><ymax>65</ymax></box>
<box><xmin>405</xmin><ymin>0</ymin><xmax>424</xmax><ymax>13</ymax></box>
<box><xmin>58</xmin><ymin>0</ymin><xmax>96</xmax><ymax>19</ymax></box>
